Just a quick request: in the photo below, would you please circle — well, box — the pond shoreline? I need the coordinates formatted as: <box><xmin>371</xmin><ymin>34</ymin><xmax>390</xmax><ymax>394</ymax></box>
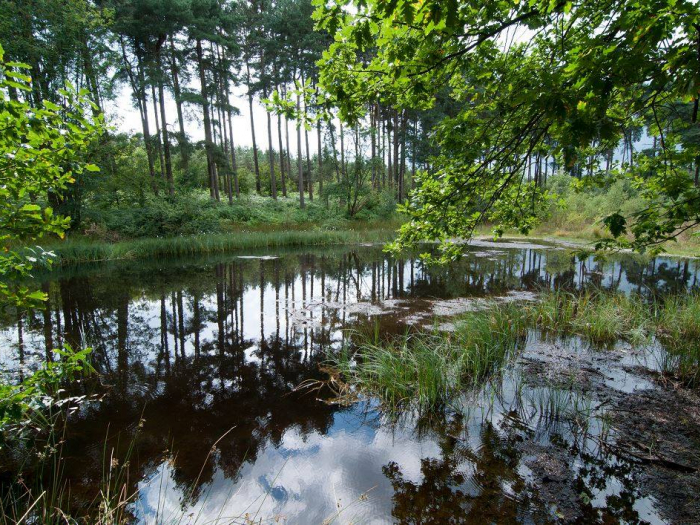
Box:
<box><xmin>39</xmin><ymin>225</ymin><xmax>700</xmax><ymax>270</ymax></box>
<box><xmin>43</xmin><ymin>227</ymin><xmax>398</xmax><ymax>265</ymax></box>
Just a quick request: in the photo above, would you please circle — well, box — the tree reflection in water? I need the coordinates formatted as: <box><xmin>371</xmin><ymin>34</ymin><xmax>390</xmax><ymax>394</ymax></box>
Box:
<box><xmin>0</xmin><ymin>243</ymin><xmax>695</xmax><ymax>522</ymax></box>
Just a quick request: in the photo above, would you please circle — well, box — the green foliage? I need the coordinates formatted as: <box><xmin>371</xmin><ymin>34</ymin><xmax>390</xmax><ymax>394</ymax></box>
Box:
<box><xmin>315</xmin><ymin>0</ymin><xmax>700</xmax><ymax>260</ymax></box>
<box><xmin>0</xmin><ymin>345</ymin><xmax>93</xmax><ymax>445</ymax></box>
<box><xmin>541</xmin><ymin>174</ymin><xmax>646</xmax><ymax>239</ymax></box>
<box><xmin>0</xmin><ymin>43</ymin><xmax>104</xmax><ymax>308</ymax></box>
<box><xmin>82</xmin><ymin>191</ymin><xmax>398</xmax><ymax>240</ymax></box>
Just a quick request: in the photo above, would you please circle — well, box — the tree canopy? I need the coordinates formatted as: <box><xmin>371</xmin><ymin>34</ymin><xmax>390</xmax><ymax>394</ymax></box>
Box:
<box><xmin>314</xmin><ymin>0</ymin><xmax>700</xmax><ymax>259</ymax></box>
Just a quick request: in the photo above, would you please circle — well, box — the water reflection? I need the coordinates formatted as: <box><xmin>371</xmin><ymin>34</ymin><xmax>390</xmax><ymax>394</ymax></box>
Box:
<box><xmin>0</xmin><ymin>242</ymin><xmax>697</xmax><ymax>522</ymax></box>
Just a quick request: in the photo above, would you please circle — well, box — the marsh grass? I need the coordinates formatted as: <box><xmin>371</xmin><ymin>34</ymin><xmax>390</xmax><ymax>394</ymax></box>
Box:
<box><xmin>47</xmin><ymin>228</ymin><xmax>396</xmax><ymax>265</ymax></box>
<box><xmin>330</xmin><ymin>306</ymin><xmax>528</xmax><ymax>412</ymax></box>
<box><xmin>328</xmin><ymin>291</ymin><xmax>700</xmax><ymax>414</ymax></box>
<box><xmin>525</xmin><ymin>290</ymin><xmax>652</xmax><ymax>344</ymax></box>
<box><xmin>528</xmin><ymin>290</ymin><xmax>700</xmax><ymax>385</ymax></box>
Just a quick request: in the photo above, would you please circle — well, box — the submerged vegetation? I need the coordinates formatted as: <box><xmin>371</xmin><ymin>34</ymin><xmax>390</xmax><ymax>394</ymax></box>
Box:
<box><xmin>329</xmin><ymin>292</ymin><xmax>700</xmax><ymax>413</ymax></box>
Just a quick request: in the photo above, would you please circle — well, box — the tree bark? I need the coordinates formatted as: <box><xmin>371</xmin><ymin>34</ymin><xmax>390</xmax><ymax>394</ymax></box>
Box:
<box><xmin>246</xmin><ymin>59</ymin><xmax>261</xmax><ymax>194</ymax></box>
<box><xmin>157</xmin><ymin>52</ymin><xmax>174</xmax><ymax>196</ymax></box>
<box><xmin>169</xmin><ymin>36</ymin><xmax>188</xmax><ymax>170</ymax></box>
<box><xmin>296</xmin><ymin>93</ymin><xmax>305</xmax><ymax>208</ymax></box>
<box><xmin>150</xmin><ymin>83</ymin><xmax>166</xmax><ymax>182</ymax></box>
<box><xmin>196</xmin><ymin>38</ymin><xmax>219</xmax><ymax>200</ymax></box>
<box><xmin>317</xmin><ymin>119</ymin><xmax>323</xmax><ymax>197</ymax></box>
<box><xmin>278</xmin><ymin>111</ymin><xmax>287</xmax><ymax>197</ymax></box>
<box><xmin>266</xmin><ymin>93</ymin><xmax>277</xmax><ymax>199</ymax></box>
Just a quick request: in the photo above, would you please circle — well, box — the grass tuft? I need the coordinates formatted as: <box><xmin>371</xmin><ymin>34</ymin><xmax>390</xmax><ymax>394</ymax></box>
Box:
<box><xmin>330</xmin><ymin>306</ymin><xmax>527</xmax><ymax>412</ymax></box>
<box><xmin>525</xmin><ymin>290</ymin><xmax>651</xmax><ymax>344</ymax></box>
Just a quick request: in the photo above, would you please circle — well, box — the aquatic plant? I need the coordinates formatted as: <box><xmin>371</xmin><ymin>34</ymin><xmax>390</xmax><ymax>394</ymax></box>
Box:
<box><xmin>330</xmin><ymin>306</ymin><xmax>527</xmax><ymax>412</ymax></box>
<box><xmin>525</xmin><ymin>290</ymin><xmax>651</xmax><ymax>344</ymax></box>
<box><xmin>329</xmin><ymin>291</ymin><xmax>700</xmax><ymax>414</ymax></box>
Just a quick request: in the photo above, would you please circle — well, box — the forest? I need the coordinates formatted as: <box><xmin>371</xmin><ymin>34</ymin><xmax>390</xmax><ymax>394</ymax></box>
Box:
<box><xmin>2</xmin><ymin>0</ymin><xmax>700</xmax><ymax>523</ymax></box>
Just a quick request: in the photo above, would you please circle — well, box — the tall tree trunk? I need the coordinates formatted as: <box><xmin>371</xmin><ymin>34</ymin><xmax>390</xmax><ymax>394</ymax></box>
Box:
<box><xmin>393</xmin><ymin>110</ymin><xmax>400</xmax><ymax>197</ymax></box>
<box><xmin>329</xmin><ymin>121</ymin><xmax>340</xmax><ymax>183</ymax></box>
<box><xmin>215</xmin><ymin>51</ymin><xmax>233</xmax><ymax>205</ymax></box>
<box><xmin>317</xmin><ymin>119</ymin><xmax>323</xmax><ymax>197</ymax></box>
<box><xmin>277</xmin><ymin>111</ymin><xmax>287</xmax><ymax>197</ymax></box>
<box><xmin>399</xmin><ymin>110</ymin><xmax>407</xmax><ymax>203</ymax></box>
<box><xmin>151</xmin><ymin>84</ymin><xmax>166</xmax><ymax>181</ymax></box>
<box><xmin>266</xmin><ymin>95</ymin><xmax>277</xmax><ymax>199</ymax></box>
<box><xmin>411</xmin><ymin>117</ymin><xmax>416</xmax><ymax>191</ymax></box>
<box><xmin>387</xmin><ymin>117</ymin><xmax>392</xmax><ymax>190</ymax></box>
<box><xmin>340</xmin><ymin>122</ymin><xmax>345</xmax><ymax>183</ymax></box>
<box><xmin>301</xmin><ymin>75</ymin><xmax>313</xmax><ymax>200</ymax></box>
<box><xmin>285</xmin><ymin>113</ymin><xmax>292</xmax><ymax>184</ymax></box>
<box><xmin>196</xmin><ymin>38</ymin><xmax>219</xmax><ymax>201</ymax></box>
<box><xmin>228</xmin><ymin>108</ymin><xmax>240</xmax><ymax>198</ymax></box>
<box><xmin>296</xmin><ymin>92</ymin><xmax>305</xmax><ymax>209</ymax></box>
<box><xmin>381</xmin><ymin>115</ymin><xmax>386</xmax><ymax>188</ymax></box>
<box><xmin>124</xmin><ymin>41</ymin><xmax>157</xmax><ymax>192</ymax></box>
<box><xmin>221</xmin><ymin>105</ymin><xmax>233</xmax><ymax>204</ymax></box>
<box><xmin>169</xmin><ymin>36</ymin><xmax>188</xmax><ymax>170</ymax></box>
<box><xmin>371</xmin><ymin>104</ymin><xmax>377</xmax><ymax>188</ymax></box>
<box><xmin>245</xmin><ymin>59</ymin><xmax>261</xmax><ymax>193</ymax></box>
<box><xmin>305</xmin><ymin>117</ymin><xmax>313</xmax><ymax>200</ymax></box>
<box><xmin>157</xmin><ymin>52</ymin><xmax>174</xmax><ymax>196</ymax></box>
<box><xmin>223</xmin><ymin>65</ymin><xmax>240</xmax><ymax>198</ymax></box>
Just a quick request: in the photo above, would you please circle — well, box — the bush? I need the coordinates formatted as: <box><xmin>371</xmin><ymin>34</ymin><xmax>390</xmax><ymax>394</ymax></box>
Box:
<box><xmin>81</xmin><ymin>189</ymin><xmax>399</xmax><ymax>240</ymax></box>
<box><xmin>544</xmin><ymin>174</ymin><xmax>645</xmax><ymax>236</ymax></box>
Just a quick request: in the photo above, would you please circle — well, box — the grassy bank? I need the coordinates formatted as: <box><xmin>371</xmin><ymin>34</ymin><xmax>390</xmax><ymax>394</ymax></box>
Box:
<box><xmin>46</xmin><ymin>224</ymin><xmax>399</xmax><ymax>265</ymax></box>
<box><xmin>328</xmin><ymin>292</ymin><xmax>700</xmax><ymax>413</ymax></box>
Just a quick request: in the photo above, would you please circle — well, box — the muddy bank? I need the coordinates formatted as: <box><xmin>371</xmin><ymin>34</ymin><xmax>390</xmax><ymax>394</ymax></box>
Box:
<box><xmin>516</xmin><ymin>336</ymin><xmax>700</xmax><ymax>523</ymax></box>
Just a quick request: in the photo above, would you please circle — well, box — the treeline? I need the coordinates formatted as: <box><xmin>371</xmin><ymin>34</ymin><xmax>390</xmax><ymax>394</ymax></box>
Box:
<box><xmin>0</xmin><ymin>0</ymin><xmax>439</xmax><ymax>224</ymax></box>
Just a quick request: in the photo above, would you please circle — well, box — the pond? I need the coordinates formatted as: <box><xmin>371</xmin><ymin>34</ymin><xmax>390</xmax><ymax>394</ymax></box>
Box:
<box><xmin>1</xmin><ymin>240</ymin><xmax>699</xmax><ymax>523</ymax></box>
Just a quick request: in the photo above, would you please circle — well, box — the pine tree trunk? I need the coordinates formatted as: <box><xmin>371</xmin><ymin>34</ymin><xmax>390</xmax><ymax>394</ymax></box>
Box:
<box><xmin>371</xmin><ymin>104</ymin><xmax>377</xmax><ymax>189</ymax></box>
<box><xmin>317</xmin><ymin>119</ymin><xmax>323</xmax><ymax>197</ymax></box>
<box><xmin>126</xmin><ymin>43</ymin><xmax>157</xmax><ymax>191</ymax></box>
<box><xmin>157</xmin><ymin>52</ymin><xmax>174</xmax><ymax>196</ymax></box>
<box><xmin>223</xmin><ymin>67</ymin><xmax>240</xmax><ymax>199</ymax></box>
<box><xmin>246</xmin><ymin>59</ymin><xmax>261</xmax><ymax>194</ymax></box>
<box><xmin>387</xmin><ymin>117</ymin><xmax>392</xmax><ymax>190</ymax></box>
<box><xmin>340</xmin><ymin>122</ymin><xmax>345</xmax><ymax>183</ymax></box>
<box><xmin>296</xmin><ymin>93</ymin><xmax>305</xmax><ymax>209</ymax></box>
<box><xmin>393</xmin><ymin>110</ymin><xmax>400</xmax><ymax>197</ymax></box>
<box><xmin>266</xmin><ymin>94</ymin><xmax>277</xmax><ymax>199</ymax></box>
<box><xmin>151</xmin><ymin>84</ymin><xmax>166</xmax><ymax>181</ymax></box>
<box><xmin>285</xmin><ymin>111</ymin><xmax>292</xmax><ymax>184</ymax></box>
<box><xmin>277</xmin><ymin>105</ymin><xmax>287</xmax><ymax>197</ymax></box>
<box><xmin>169</xmin><ymin>36</ymin><xmax>188</xmax><ymax>170</ymax></box>
<box><xmin>196</xmin><ymin>38</ymin><xmax>219</xmax><ymax>200</ymax></box>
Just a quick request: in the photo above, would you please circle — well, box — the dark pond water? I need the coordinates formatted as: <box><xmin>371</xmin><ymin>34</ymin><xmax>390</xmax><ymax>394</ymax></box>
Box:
<box><xmin>1</xmin><ymin>240</ymin><xmax>699</xmax><ymax>523</ymax></box>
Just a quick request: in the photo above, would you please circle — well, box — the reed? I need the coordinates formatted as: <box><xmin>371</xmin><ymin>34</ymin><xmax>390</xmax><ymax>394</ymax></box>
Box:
<box><xmin>48</xmin><ymin>228</ymin><xmax>396</xmax><ymax>265</ymax></box>
<box><xmin>525</xmin><ymin>290</ymin><xmax>651</xmax><ymax>344</ymax></box>
<box><xmin>331</xmin><ymin>305</ymin><xmax>528</xmax><ymax>412</ymax></box>
<box><xmin>330</xmin><ymin>291</ymin><xmax>700</xmax><ymax>413</ymax></box>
